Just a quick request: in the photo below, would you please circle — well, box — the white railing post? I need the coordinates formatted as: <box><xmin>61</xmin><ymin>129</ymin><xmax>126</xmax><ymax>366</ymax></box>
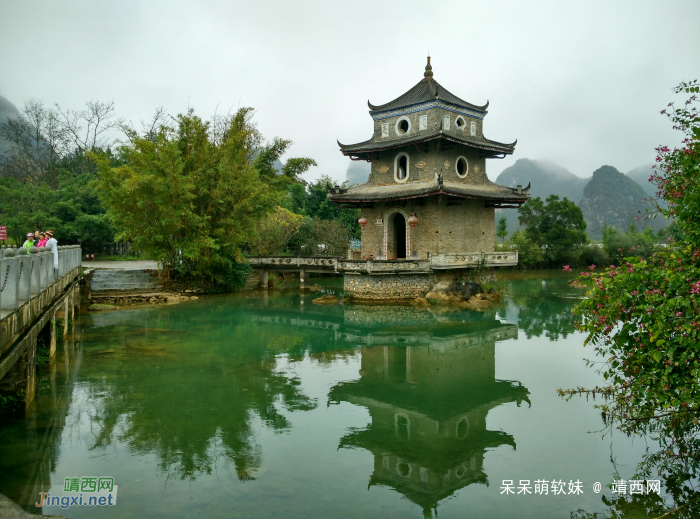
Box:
<box><xmin>0</xmin><ymin>250</ymin><xmax>19</xmax><ymax>310</ymax></box>
<box><xmin>58</xmin><ymin>246</ymin><xmax>65</xmax><ymax>278</ymax></box>
<box><xmin>36</xmin><ymin>247</ymin><xmax>47</xmax><ymax>292</ymax></box>
<box><xmin>16</xmin><ymin>247</ymin><xmax>32</xmax><ymax>302</ymax></box>
<box><xmin>29</xmin><ymin>246</ymin><xmax>40</xmax><ymax>294</ymax></box>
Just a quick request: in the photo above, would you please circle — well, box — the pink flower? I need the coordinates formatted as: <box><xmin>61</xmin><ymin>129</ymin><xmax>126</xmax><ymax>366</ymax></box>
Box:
<box><xmin>563</xmin><ymin>265</ymin><xmax>571</xmax><ymax>272</ymax></box>
<box><xmin>589</xmin><ymin>264</ymin><xmax>596</xmax><ymax>270</ymax></box>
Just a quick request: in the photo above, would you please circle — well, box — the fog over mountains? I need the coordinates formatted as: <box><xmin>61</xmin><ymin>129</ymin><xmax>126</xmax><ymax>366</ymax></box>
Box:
<box><xmin>0</xmin><ymin>95</ymin><xmax>20</xmax><ymax>156</ymax></box>
<box><xmin>495</xmin><ymin>159</ymin><xmax>665</xmax><ymax>239</ymax></box>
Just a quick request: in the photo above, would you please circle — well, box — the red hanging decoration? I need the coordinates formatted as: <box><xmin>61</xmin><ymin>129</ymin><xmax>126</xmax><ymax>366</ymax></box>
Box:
<box><xmin>408</xmin><ymin>213</ymin><xmax>419</xmax><ymax>228</ymax></box>
<box><xmin>358</xmin><ymin>217</ymin><xmax>368</xmax><ymax>230</ymax></box>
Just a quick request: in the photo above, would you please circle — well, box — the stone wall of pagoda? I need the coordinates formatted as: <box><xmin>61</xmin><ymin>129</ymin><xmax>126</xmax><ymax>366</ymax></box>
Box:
<box><xmin>359</xmin><ymin>197</ymin><xmax>495</xmax><ymax>260</ymax></box>
<box><xmin>370</xmin><ymin>145</ymin><xmax>487</xmax><ymax>186</ymax></box>
<box><xmin>371</xmin><ymin>107</ymin><xmax>484</xmax><ymax>144</ymax></box>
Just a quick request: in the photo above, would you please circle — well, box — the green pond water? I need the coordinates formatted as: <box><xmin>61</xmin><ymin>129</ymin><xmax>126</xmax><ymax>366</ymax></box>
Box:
<box><xmin>0</xmin><ymin>272</ymin><xmax>658</xmax><ymax>518</ymax></box>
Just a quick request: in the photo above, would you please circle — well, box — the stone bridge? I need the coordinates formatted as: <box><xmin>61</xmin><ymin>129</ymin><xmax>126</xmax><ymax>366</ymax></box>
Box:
<box><xmin>248</xmin><ymin>256</ymin><xmax>340</xmax><ymax>288</ymax></box>
<box><xmin>0</xmin><ymin>245</ymin><xmax>82</xmax><ymax>409</ymax></box>
<box><xmin>248</xmin><ymin>251</ymin><xmax>517</xmax><ymax>288</ymax></box>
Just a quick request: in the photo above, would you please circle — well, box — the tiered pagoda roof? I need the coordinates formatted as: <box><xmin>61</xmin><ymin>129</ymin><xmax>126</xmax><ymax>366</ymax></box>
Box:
<box><xmin>329</xmin><ymin>176</ymin><xmax>530</xmax><ymax>207</ymax></box>
<box><xmin>331</xmin><ymin>58</ymin><xmax>528</xmax><ymax>207</ymax></box>
<box><xmin>338</xmin><ymin>129</ymin><xmax>516</xmax><ymax>159</ymax></box>
<box><xmin>366</xmin><ymin>59</ymin><xmax>489</xmax><ymax>114</ymax></box>
<box><xmin>337</xmin><ymin>57</ymin><xmax>516</xmax><ymax>161</ymax></box>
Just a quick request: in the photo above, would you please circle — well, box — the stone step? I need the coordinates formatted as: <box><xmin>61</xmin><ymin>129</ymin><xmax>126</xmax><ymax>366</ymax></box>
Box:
<box><xmin>245</xmin><ymin>271</ymin><xmax>261</xmax><ymax>289</ymax></box>
<box><xmin>90</xmin><ymin>269</ymin><xmax>160</xmax><ymax>292</ymax></box>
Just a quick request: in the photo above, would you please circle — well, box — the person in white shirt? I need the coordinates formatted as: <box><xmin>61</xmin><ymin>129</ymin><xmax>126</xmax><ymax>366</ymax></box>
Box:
<box><xmin>45</xmin><ymin>230</ymin><xmax>58</xmax><ymax>279</ymax></box>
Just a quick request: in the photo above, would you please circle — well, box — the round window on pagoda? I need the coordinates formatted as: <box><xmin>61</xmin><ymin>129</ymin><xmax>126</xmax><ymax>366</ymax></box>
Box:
<box><xmin>455</xmin><ymin>156</ymin><xmax>469</xmax><ymax>178</ymax></box>
<box><xmin>394</xmin><ymin>152</ymin><xmax>410</xmax><ymax>183</ymax></box>
<box><xmin>455</xmin><ymin>116</ymin><xmax>466</xmax><ymax>130</ymax></box>
<box><xmin>395</xmin><ymin>116</ymin><xmax>411</xmax><ymax>136</ymax></box>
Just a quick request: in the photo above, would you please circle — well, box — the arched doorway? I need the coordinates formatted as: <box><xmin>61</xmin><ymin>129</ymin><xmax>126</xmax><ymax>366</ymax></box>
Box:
<box><xmin>394</xmin><ymin>213</ymin><xmax>406</xmax><ymax>259</ymax></box>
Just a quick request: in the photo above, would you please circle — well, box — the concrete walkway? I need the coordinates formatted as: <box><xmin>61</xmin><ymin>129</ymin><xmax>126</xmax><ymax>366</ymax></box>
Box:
<box><xmin>82</xmin><ymin>260</ymin><xmax>159</xmax><ymax>270</ymax></box>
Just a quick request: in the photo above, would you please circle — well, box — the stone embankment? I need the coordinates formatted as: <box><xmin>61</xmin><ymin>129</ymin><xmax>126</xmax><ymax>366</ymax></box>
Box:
<box><xmin>340</xmin><ymin>279</ymin><xmax>501</xmax><ymax>310</ymax></box>
<box><xmin>84</xmin><ymin>263</ymin><xmax>201</xmax><ymax>310</ymax></box>
<box><xmin>0</xmin><ymin>493</ymin><xmax>67</xmax><ymax>519</ymax></box>
<box><xmin>418</xmin><ymin>280</ymin><xmax>501</xmax><ymax>310</ymax></box>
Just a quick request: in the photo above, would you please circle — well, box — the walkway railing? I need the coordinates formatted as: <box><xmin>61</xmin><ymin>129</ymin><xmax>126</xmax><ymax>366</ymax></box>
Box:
<box><xmin>0</xmin><ymin>245</ymin><xmax>82</xmax><ymax>311</ymax></box>
<box><xmin>0</xmin><ymin>245</ymin><xmax>83</xmax><ymax>409</ymax></box>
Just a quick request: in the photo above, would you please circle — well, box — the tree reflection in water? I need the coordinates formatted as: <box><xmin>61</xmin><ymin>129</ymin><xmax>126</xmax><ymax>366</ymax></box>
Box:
<box><xmin>502</xmin><ymin>271</ymin><xmax>580</xmax><ymax>340</ymax></box>
<box><xmin>81</xmin><ymin>319</ymin><xmax>316</xmax><ymax>482</ymax></box>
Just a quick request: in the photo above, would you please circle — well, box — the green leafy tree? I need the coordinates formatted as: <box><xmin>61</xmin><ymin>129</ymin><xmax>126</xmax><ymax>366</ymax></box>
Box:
<box><xmin>496</xmin><ymin>215</ymin><xmax>508</xmax><ymax>244</ymax></box>
<box><xmin>283</xmin><ymin>175</ymin><xmax>360</xmax><ymax>240</ymax></box>
<box><xmin>568</xmin><ymin>81</ymin><xmax>700</xmax><ymax>514</ymax></box>
<box><xmin>601</xmin><ymin>223</ymin><xmax>657</xmax><ymax>264</ymax></box>
<box><xmin>0</xmin><ymin>173</ymin><xmax>114</xmax><ymax>248</ymax></box>
<box><xmin>92</xmin><ymin>107</ymin><xmax>314</xmax><ymax>289</ymax></box>
<box><xmin>509</xmin><ymin>230</ymin><xmax>544</xmax><ymax>269</ymax></box>
<box><xmin>518</xmin><ymin>194</ymin><xmax>588</xmax><ymax>267</ymax></box>
<box><xmin>249</xmin><ymin>206</ymin><xmax>303</xmax><ymax>256</ymax></box>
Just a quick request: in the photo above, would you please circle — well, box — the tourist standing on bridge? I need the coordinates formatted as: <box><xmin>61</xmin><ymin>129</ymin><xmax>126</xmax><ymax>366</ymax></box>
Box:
<box><xmin>22</xmin><ymin>233</ymin><xmax>34</xmax><ymax>251</ymax></box>
<box><xmin>36</xmin><ymin>232</ymin><xmax>47</xmax><ymax>248</ymax></box>
<box><xmin>45</xmin><ymin>230</ymin><xmax>58</xmax><ymax>279</ymax></box>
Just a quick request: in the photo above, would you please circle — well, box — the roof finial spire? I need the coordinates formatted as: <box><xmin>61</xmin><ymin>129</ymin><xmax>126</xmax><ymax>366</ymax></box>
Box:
<box><xmin>424</xmin><ymin>56</ymin><xmax>433</xmax><ymax>79</ymax></box>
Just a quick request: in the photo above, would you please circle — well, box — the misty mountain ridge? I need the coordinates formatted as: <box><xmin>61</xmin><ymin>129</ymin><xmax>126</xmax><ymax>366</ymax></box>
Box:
<box><xmin>0</xmin><ymin>95</ymin><xmax>20</xmax><ymax>157</ymax></box>
<box><xmin>626</xmin><ymin>163</ymin><xmax>656</xmax><ymax>197</ymax></box>
<box><xmin>496</xmin><ymin>158</ymin><xmax>589</xmax><ymax>201</ymax></box>
<box><xmin>579</xmin><ymin>165</ymin><xmax>666</xmax><ymax>238</ymax></box>
<box><xmin>346</xmin><ymin>161</ymin><xmax>370</xmax><ymax>185</ymax></box>
<box><xmin>495</xmin><ymin>158</ymin><xmax>667</xmax><ymax>239</ymax></box>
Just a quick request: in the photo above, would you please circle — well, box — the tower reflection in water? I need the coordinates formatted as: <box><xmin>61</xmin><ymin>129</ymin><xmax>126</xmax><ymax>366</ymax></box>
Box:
<box><xmin>329</xmin><ymin>310</ymin><xmax>530</xmax><ymax>516</ymax></box>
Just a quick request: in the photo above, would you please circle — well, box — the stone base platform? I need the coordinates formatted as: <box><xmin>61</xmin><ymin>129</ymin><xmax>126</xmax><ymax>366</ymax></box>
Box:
<box><xmin>343</xmin><ymin>269</ymin><xmax>496</xmax><ymax>301</ymax></box>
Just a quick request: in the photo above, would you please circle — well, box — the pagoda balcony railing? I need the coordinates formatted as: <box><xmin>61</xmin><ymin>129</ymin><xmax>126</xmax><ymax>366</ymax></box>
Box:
<box><xmin>338</xmin><ymin>251</ymin><xmax>518</xmax><ymax>274</ymax></box>
<box><xmin>338</xmin><ymin>259</ymin><xmax>432</xmax><ymax>275</ymax></box>
<box><xmin>429</xmin><ymin>251</ymin><xmax>518</xmax><ymax>269</ymax></box>
<box><xmin>248</xmin><ymin>256</ymin><xmax>340</xmax><ymax>270</ymax></box>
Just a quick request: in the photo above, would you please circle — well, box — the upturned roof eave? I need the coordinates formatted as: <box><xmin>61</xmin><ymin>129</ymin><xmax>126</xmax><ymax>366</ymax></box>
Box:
<box><xmin>367</xmin><ymin>97</ymin><xmax>490</xmax><ymax>117</ymax></box>
<box><xmin>338</xmin><ymin>132</ymin><xmax>516</xmax><ymax>157</ymax></box>
<box><xmin>328</xmin><ymin>186</ymin><xmax>529</xmax><ymax>204</ymax></box>
<box><xmin>367</xmin><ymin>77</ymin><xmax>489</xmax><ymax>114</ymax></box>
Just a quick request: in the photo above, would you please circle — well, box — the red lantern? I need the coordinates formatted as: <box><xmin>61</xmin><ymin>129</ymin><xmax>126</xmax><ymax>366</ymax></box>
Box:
<box><xmin>408</xmin><ymin>213</ymin><xmax>419</xmax><ymax>228</ymax></box>
<box><xmin>358</xmin><ymin>217</ymin><xmax>368</xmax><ymax>230</ymax></box>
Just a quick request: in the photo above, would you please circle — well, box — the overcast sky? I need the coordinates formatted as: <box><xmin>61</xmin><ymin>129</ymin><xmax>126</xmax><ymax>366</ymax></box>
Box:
<box><xmin>1</xmin><ymin>0</ymin><xmax>699</xmax><ymax>182</ymax></box>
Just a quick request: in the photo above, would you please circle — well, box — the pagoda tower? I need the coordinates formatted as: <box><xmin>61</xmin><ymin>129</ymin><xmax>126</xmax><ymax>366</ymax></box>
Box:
<box><xmin>330</xmin><ymin>58</ymin><xmax>530</xmax><ymax>300</ymax></box>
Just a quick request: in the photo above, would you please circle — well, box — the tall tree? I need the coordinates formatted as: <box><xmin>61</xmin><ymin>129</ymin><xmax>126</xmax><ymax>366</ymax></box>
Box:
<box><xmin>285</xmin><ymin>175</ymin><xmax>360</xmax><ymax>239</ymax></box>
<box><xmin>496</xmin><ymin>216</ymin><xmax>508</xmax><ymax>244</ymax></box>
<box><xmin>0</xmin><ymin>99</ymin><xmax>117</xmax><ymax>186</ymax></box>
<box><xmin>92</xmin><ymin>107</ymin><xmax>314</xmax><ymax>289</ymax></box>
<box><xmin>518</xmin><ymin>194</ymin><xmax>587</xmax><ymax>266</ymax></box>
